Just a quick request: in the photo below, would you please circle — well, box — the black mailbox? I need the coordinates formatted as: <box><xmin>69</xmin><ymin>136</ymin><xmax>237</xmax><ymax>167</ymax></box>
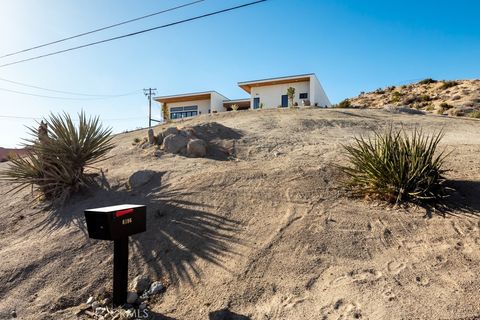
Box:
<box><xmin>85</xmin><ymin>204</ymin><xmax>146</xmax><ymax>240</ymax></box>
<box><xmin>84</xmin><ymin>204</ymin><xmax>147</xmax><ymax>306</ymax></box>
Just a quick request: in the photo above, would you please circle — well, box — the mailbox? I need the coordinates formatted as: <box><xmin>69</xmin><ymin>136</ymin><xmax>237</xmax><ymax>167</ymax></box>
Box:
<box><xmin>85</xmin><ymin>204</ymin><xmax>146</xmax><ymax>240</ymax></box>
<box><xmin>84</xmin><ymin>204</ymin><xmax>147</xmax><ymax>306</ymax></box>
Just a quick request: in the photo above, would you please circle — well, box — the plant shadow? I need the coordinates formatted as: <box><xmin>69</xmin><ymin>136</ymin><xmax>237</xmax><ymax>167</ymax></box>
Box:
<box><xmin>32</xmin><ymin>170</ymin><xmax>242</xmax><ymax>287</ymax></box>
<box><xmin>425</xmin><ymin>179</ymin><xmax>480</xmax><ymax>217</ymax></box>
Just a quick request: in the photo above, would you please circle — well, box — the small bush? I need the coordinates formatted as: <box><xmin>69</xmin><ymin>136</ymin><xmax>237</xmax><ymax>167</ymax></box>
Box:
<box><xmin>425</xmin><ymin>104</ymin><xmax>435</xmax><ymax>111</ymax></box>
<box><xmin>469</xmin><ymin>110</ymin><xmax>480</xmax><ymax>118</ymax></box>
<box><xmin>133</xmin><ymin>137</ymin><xmax>141</xmax><ymax>144</ymax></box>
<box><xmin>419</xmin><ymin>94</ymin><xmax>431</xmax><ymax>102</ymax></box>
<box><xmin>448</xmin><ymin>108</ymin><xmax>464</xmax><ymax>117</ymax></box>
<box><xmin>375</xmin><ymin>88</ymin><xmax>385</xmax><ymax>94</ymax></box>
<box><xmin>439</xmin><ymin>102</ymin><xmax>454</xmax><ymax>110</ymax></box>
<box><xmin>340</xmin><ymin>127</ymin><xmax>448</xmax><ymax>204</ymax></box>
<box><xmin>391</xmin><ymin>91</ymin><xmax>403</xmax><ymax>103</ymax></box>
<box><xmin>337</xmin><ymin>99</ymin><xmax>352</xmax><ymax>108</ymax></box>
<box><xmin>440</xmin><ymin>81</ymin><xmax>459</xmax><ymax>90</ymax></box>
<box><xmin>0</xmin><ymin>112</ymin><xmax>114</xmax><ymax>203</ymax></box>
<box><xmin>418</xmin><ymin>78</ymin><xmax>438</xmax><ymax>85</ymax></box>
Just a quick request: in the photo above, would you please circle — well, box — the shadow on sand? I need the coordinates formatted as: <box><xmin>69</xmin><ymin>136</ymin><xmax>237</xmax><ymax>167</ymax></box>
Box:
<box><xmin>425</xmin><ymin>179</ymin><xmax>480</xmax><ymax>217</ymax></box>
<box><xmin>26</xmin><ymin>170</ymin><xmax>242</xmax><ymax>318</ymax></box>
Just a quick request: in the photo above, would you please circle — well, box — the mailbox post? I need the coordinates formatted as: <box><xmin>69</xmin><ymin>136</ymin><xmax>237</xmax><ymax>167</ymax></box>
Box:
<box><xmin>84</xmin><ymin>204</ymin><xmax>146</xmax><ymax>306</ymax></box>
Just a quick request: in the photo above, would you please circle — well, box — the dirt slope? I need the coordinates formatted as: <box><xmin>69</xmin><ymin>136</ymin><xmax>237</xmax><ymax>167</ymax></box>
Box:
<box><xmin>0</xmin><ymin>108</ymin><xmax>479</xmax><ymax>320</ymax></box>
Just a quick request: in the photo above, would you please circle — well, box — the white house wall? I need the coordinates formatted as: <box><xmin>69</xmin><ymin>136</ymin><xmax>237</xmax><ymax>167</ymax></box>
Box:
<box><xmin>210</xmin><ymin>92</ymin><xmax>228</xmax><ymax>112</ymax></box>
<box><xmin>310</xmin><ymin>75</ymin><xmax>331</xmax><ymax>107</ymax></box>
<box><xmin>250</xmin><ymin>81</ymin><xmax>311</xmax><ymax>109</ymax></box>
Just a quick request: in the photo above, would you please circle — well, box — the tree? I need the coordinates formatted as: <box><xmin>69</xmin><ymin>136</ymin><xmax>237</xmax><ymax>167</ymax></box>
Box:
<box><xmin>287</xmin><ymin>87</ymin><xmax>295</xmax><ymax>107</ymax></box>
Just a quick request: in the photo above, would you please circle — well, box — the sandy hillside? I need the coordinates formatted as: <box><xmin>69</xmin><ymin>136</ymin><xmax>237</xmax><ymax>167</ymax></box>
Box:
<box><xmin>0</xmin><ymin>108</ymin><xmax>479</xmax><ymax>320</ymax></box>
<box><xmin>346</xmin><ymin>79</ymin><xmax>480</xmax><ymax>116</ymax></box>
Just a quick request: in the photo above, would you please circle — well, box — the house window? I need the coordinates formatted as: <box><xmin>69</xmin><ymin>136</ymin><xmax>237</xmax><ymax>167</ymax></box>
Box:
<box><xmin>299</xmin><ymin>93</ymin><xmax>308</xmax><ymax>99</ymax></box>
<box><xmin>170</xmin><ymin>105</ymin><xmax>199</xmax><ymax>119</ymax></box>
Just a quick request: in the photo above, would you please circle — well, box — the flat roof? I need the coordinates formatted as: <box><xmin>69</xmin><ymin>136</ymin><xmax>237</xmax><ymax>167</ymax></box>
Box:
<box><xmin>223</xmin><ymin>98</ymin><xmax>250</xmax><ymax>103</ymax></box>
<box><xmin>154</xmin><ymin>91</ymin><xmax>228</xmax><ymax>103</ymax></box>
<box><xmin>238</xmin><ymin>73</ymin><xmax>315</xmax><ymax>93</ymax></box>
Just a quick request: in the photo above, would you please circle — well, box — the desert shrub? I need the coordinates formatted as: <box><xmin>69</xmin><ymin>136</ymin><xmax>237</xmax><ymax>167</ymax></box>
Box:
<box><xmin>133</xmin><ymin>137</ymin><xmax>141</xmax><ymax>144</ymax></box>
<box><xmin>436</xmin><ymin>106</ymin><xmax>446</xmax><ymax>115</ymax></box>
<box><xmin>375</xmin><ymin>88</ymin><xmax>385</xmax><ymax>94</ymax></box>
<box><xmin>448</xmin><ymin>108</ymin><xmax>464</xmax><ymax>117</ymax></box>
<box><xmin>336</xmin><ymin>99</ymin><xmax>352</xmax><ymax>108</ymax></box>
<box><xmin>341</xmin><ymin>127</ymin><xmax>448</xmax><ymax>204</ymax></box>
<box><xmin>439</xmin><ymin>102</ymin><xmax>454</xmax><ymax>110</ymax></box>
<box><xmin>425</xmin><ymin>104</ymin><xmax>435</xmax><ymax>111</ymax></box>
<box><xmin>0</xmin><ymin>112</ymin><xmax>114</xmax><ymax>203</ymax></box>
<box><xmin>419</xmin><ymin>94</ymin><xmax>431</xmax><ymax>102</ymax></box>
<box><xmin>418</xmin><ymin>78</ymin><xmax>438</xmax><ymax>85</ymax></box>
<box><xmin>391</xmin><ymin>91</ymin><xmax>403</xmax><ymax>103</ymax></box>
<box><xmin>6</xmin><ymin>151</ymin><xmax>19</xmax><ymax>161</ymax></box>
<box><xmin>469</xmin><ymin>110</ymin><xmax>480</xmax><ymax>118</ymax></box>
<box><xmin>440</xmin><ymin>81</ymin><xmax>459</xmax><ymax>90</ymax></box>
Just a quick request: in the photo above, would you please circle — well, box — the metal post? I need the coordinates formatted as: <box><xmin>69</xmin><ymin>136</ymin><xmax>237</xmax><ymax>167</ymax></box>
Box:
<box><xmin>113</xmin><ymin>237</ymin><xmax>129</xmax><ymax>306</ymax></box>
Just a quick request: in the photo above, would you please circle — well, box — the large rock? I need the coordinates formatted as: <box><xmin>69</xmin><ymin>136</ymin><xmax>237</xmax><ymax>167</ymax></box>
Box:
<box><xmin>147</xmin><ymin>129</ymin><xmax>155</xmax><ymax>145</ymax></box>
<box><xmin>148</xmin><ymin>281</ymin><xmax>165</xmax><ymax>295</ymax></box>
<box><xmin>163</xmin><ymin>127</ymin><xmax>178</xmax><ymax>137</ymax></box>
<box><xmin>131</xmin><ymin>275</ymin><xmax>151</xmax><ymax>293</ymax></box>
<box><xmin>156</xmin><ymin>132</ymin><xmax>165</xmax><ymax>145</ymax></box>
<box><xmin>186</xmin><ymin>139</ymin><xmax>207</xmax><ymax>157</ymax></box>
<box><xmin>128</xmin><ymin>170</ymin><xmax>156</xmax><ymax>189</ymax></box>
<box><xmin>126</xmin><ymin>292</ymin><xmax>138</xmax><ymax>304</ymax></box>
<box><xmin>163</xmin><ymin>134</ymin><xmax>188</xmax><ymax>154</ymax></box>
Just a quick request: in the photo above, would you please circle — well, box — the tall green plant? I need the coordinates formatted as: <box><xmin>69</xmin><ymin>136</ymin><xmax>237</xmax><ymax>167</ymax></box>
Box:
<box><xmin>287</xmin><ymin>87</ymin><xmax>295</xmax><ymax>107</ymax></box>
<box><xmin>1</xmin><ymin>112</ymin><xmax>115</xmax><ymax>203</ymax></box>
<box><xmin>340</xmin><ymin>127</ymin><xmax>449</xmax><ymax>204</ymax></box>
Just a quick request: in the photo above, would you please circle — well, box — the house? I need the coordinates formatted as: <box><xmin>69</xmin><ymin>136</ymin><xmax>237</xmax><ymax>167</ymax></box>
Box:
<box><xmin>154</xmin><ymin>74</ymin><xmax>330</xmax><ymax>121</ymax></box>
<box><xmin>154</xmin><ymin>91</ymin><xmax>228</xmax><ymax>120</ymax></box>
<box><xmin>238</xmin><ymin>73</ymin><xmax>331</xmax><ymax>109</ymax></box>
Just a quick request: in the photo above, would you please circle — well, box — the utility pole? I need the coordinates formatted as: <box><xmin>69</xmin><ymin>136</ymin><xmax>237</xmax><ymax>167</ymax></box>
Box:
<box><xmin>144</xmin><ymin>88</ymin><xmax>157</xmax><ymax>128</ymax></box>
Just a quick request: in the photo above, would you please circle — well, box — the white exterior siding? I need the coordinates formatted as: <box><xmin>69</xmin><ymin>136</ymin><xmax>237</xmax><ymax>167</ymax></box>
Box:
<box><xmin>251</xmin><ymin>81</ymin><xmax>310</xmax><ymax>109</ymax></box>
<box><xmin>210</xmin><ymin>92</ymin><xmax>228</xmax><ymax>113</ymax></box>
<box><xmin>310</xmin><ymin>75</ymin><xmax>331</xmax><ymax>107</ymax></box>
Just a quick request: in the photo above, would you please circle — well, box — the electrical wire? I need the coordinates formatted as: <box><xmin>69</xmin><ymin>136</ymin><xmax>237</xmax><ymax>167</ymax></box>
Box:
<box><xmin>0</xmin><ymin>76</ymin><xmax>142</xmax><ymax>97</ymax></box>
<box><xmin>0</xmin><ymin>86</ymin><xmax>141</xmax><ymax>100</ymax></box>
<box><xmin>0</xmin><ymin>0</ymin><xmax>267</xmax><ymax>68</ymax></box>
<box><xmin>0</xmin><ymin>0</ymin><xmax>206</xmax><ymax>59</ymax></box>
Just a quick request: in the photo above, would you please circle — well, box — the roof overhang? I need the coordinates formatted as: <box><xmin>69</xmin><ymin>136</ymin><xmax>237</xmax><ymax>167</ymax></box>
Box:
<box><xmin>154</xmin><ymin>91</ymin><xmax>212</xmax><ymax>104</ymax></box>
<box><xmin>238</xmin><ymin>74</ymin><xmax>313</xmax><ymax>93</ymax></box>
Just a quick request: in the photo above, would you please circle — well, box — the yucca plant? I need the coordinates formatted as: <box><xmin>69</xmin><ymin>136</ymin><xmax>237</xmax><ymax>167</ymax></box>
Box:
<box><xmin>1</xmin><ymin>112</ymin><xmax>115</xmax><ymax>203</ymax></box>
<box><xmin>340</xmin><ymin>127</ymin><xmax>449</xmax><ymax>204</ymax></box>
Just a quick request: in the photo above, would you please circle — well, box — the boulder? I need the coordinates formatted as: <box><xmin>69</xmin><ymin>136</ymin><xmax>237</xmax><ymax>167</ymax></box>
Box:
<box><xmin>148</xmin><ymin>281</ymin><xmax>165</xmax><ymax>295</ymax></box>
<box><xmin>147</xmin><ymin>129</ymin><xmax>155</xmax><ymax>145</ymax></box>
<box><xmin>126</xmin><ymin>292</ymin><xmax>138</xmax><ymax>304</ymax></box>
<box><xmin>128</xmin><ymin>170</ymin><xmax>156</xmax><ymax>189</ymax></box>
<box><xmin>131</xmin><ymin>275</ymin><xmax>151</xmax><ymax>293</ymax></box>
<box><xmin>163</xmin><ymin>134</ymin><xmax>188</xmax><ymax>154</ymax></box>
<box><xmin>156</xmin><ymin>132</ymin><xmax>165</xmax><ymax>145</ymax></box>
<box><xmin>162</xmin><ymin>127</ymin><xmax>178</xmax><ymax>137</ymax></box>
<box><xmin>186</xmin><ymin>139</ymin><xmax>207</xmax><ymax>157</ymax></box>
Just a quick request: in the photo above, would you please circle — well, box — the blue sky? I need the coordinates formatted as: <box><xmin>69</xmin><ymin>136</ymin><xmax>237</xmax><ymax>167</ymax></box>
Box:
<box><xmin>0</xmin><ymin>0</ymin><xmax>478</xmax><ymax>147</ymax></box>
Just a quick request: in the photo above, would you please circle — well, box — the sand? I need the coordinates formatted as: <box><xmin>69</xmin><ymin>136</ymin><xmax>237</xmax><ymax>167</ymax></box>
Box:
<box><xmin>0</xmin><ymin>108</ymin><xmax>479</xmax><ymax>319</ymax></box>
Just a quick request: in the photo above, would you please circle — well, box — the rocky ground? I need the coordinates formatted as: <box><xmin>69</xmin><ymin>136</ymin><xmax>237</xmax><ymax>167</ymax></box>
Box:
<box><xmin>0</xmin><ymin>108</ymin><xmax>479</xmax><ymax>319</ymax></box>
<box><xmin>345</xmin><ymin>79</ymin><xmax>480</xmax><ymax>117</ymax></box>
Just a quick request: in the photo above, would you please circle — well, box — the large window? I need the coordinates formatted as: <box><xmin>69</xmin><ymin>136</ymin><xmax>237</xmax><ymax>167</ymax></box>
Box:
<box><xmin>170</xmin><ymin>105</ymin><xmax>198</xmax><ymax>119</ymax></box>
<box><xmin>299</xmin><ymin>93</ymin><xmax>308</xmax><ymax>99</ymax></box>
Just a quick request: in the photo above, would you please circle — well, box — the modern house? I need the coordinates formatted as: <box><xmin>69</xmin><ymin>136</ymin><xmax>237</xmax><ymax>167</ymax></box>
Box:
<box><xmin>238</xmin><ymin>74</ymin><xmax>331</xmax><ymax>109</ymax></box>
<box><xmin>154</xmin><ymin>74</ymin><xmax>330</xmax><ymax>121</ymax></box>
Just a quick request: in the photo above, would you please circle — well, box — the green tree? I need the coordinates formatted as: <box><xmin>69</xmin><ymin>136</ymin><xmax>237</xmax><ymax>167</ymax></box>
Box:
<box><xmin>287</xmin><ymin>87</ymin><xmax>295</xmax><ymax>107</ymax></box>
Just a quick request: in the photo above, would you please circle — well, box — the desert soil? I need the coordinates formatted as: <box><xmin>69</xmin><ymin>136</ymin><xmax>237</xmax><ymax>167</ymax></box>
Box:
<box><xmin>0</xmin><ymin>108</ymin><xmax>479</xmax><ymax>320</ymax></box>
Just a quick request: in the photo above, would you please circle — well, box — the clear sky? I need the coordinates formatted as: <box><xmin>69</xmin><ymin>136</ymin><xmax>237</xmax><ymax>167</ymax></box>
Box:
<box><xmin>0</xmin><ymin>0</ymin><xmax>478</xmax><ymax>147</ymax></box>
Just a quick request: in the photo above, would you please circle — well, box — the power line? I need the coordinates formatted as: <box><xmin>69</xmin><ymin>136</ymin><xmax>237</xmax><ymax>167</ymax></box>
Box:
<box><xmin>0</xmin><ymin>0</ymin><xmax>206</xmax><ymax>59</ymax></box>
<box><xmin>0</xmin><ymin>86</ymin><xmax>141</xmax><ymax>100</ymax></box>
<box><xmin>0</xmin><ymin>114</ymin><xmax>146</xmax><ymax>121</ymax></box>
<box><xmin>0</xmin><ymin>0</ymin><xmax>267</xmax><ymax>69</ymax></box>
<box><xmin>0</xmin><ymin>76</ymin><xmax>141</xmax><ymax>97</ymax></box>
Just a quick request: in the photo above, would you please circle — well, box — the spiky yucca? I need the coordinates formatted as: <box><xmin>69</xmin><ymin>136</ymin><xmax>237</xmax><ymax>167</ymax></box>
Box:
<box><xmin>1</xmin><ymin>112</ymin><xmax>114</xmax><ymax>203</ymax></box>
<box><xmin>341</xmin><ymin>127</ymin><xmax>448</xmax><ymax>204</ymax></box>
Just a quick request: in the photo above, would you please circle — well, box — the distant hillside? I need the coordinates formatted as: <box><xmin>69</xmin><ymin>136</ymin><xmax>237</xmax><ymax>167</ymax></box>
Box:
<box><xmin>343</xmin><ymin>79</ymin><xmax>480</xmax><ymax>116</ymax></box>
<box><xmin>0</xmin><ymin>147</ymin><xmax>28</xmax><ymax>162</ymax></box>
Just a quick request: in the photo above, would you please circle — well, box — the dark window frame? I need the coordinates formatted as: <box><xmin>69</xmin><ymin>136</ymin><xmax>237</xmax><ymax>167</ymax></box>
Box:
<box><xmin>299</xmin><ymin>93</ymin><xmax>308</xmax><ymax>99</ymax></box>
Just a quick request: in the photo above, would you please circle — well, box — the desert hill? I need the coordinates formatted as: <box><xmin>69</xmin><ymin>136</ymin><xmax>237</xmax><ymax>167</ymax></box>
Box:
<box><xmin>0</xmin><ymin>147</ymin><xmax>28</xmax><ymax>162</ymax></box>
<box><xmin>345</xmin><ymin>79</ymin><xmax>480</xmax><ymax>116</ymax></box>
<box><xmin>0</xmin><ymin>108</ymin><xmax>479</xmax><ymax>320</ymax></box>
